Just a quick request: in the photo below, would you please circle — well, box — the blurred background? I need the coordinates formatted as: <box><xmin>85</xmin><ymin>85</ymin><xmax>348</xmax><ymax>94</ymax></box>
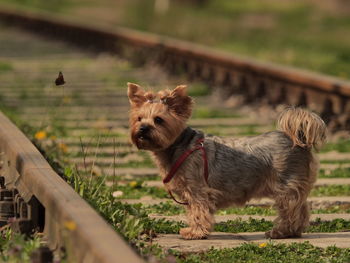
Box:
<box><xmin>1</xmin><ymin>0</ymin><xmax>350</xmax><ymax>79</ymax></box>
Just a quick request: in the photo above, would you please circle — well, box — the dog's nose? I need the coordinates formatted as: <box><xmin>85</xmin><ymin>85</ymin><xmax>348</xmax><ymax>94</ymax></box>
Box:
<box><xmin>139</xmin><ymin>125</ymin><xmax>150</xmax><ymax>134</ymax></box>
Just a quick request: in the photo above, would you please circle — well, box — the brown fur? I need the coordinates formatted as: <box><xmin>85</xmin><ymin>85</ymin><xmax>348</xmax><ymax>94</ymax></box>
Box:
<box><xmin>127</xmin><ymin>83</ymin><xmax>327</xmax><ymax>240</ymax></box>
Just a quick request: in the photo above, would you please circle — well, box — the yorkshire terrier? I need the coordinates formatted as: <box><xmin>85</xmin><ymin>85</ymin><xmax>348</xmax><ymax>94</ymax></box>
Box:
<box><xmin>127</xmin><ymin>82</ymin><xmax>327</xmax><ymax>240</ymax></box>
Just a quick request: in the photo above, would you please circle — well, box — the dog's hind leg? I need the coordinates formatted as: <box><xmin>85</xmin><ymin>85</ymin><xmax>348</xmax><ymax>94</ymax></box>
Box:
<box><xmin>265</xmin><ymin>180</ymin><xmax>311</xmax><ymax>239</ymax></box>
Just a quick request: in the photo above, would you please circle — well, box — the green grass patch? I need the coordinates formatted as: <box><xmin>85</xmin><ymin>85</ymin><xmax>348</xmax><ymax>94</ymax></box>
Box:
<box><xmin>321</xmin><ymin>160</ymin><xmax>350</xmax><ymax>165</ymax></box>
<box><xmin>118</xmin><ymin>159</ymin><xmax>156</xmax><ymax>169</ymax></box>
<box><xmin>0</xmin><ymin>0</ymin><xmax>75</xmax><ymax>13</ymax></box>
<box><xmin>117</xmin><ymin>0</ymin><xmax>350</xmax><ymax>79</ymax></box>
<box><xmin>313</xmin><ymin>204</ymin><xmax>350</xmax><ymax>214</ymax></box>
<box><xmin>311</xmin><ymin>185</ymin><xmax>350</xmax><ymax>197</ymax></box>
<box><xmin>137</xmin><ymin>202</ymin><xmax>350</xmax><ymax>217</ymax></box>
<box><xmin>173</xmin><ymin>242</ymin><xmax>350</xmax><ymax>263</ymax></box>
<box><xmin>0</xmin><ymin>228</ymin><xmax>41</xmax><ymax>262</ymax></box>
<box><xmin>217</xmin><ymin>206</ymin><xmax>276</xmax><ymax>216</ymax></box>
<box><xmin>140</xmin><ymin>201</ymin><xmax>186</xmax><ymax>216</ymax></box>
<box><xmin>114</xmin><ymin>185</ymin><xmax>168</xmax><ymax>199</ymax></box>
<box><xmin>0</xmin><ymin>61</ymin><xmax>13</xmax><ymax>72</ymax></box>
<box><xmin>310</xmin><ymin>218</ymin><xmax>350</xmax><ymax>232</ymax></box>
<box><xmin>202</xmin><ymin>125</ymin><xmax>260</xmax><ymax>136</ymax></box>
<box><xmin>321</xmin><ymin>140</ymin><xmax>350</xmax><ymax>153</ymax></box>
<box><xmin>192</xmin><ymin>107</ymin><xmax>241</xmax><ymax>119</ymax></box>
<box><xmin>152</xmin><ymin>218</ymin><xmax>350</xmax><ymax>234</ymax></box>
<box><xmin>106</xmin><ymin>174</ymin><xmax>160</xmax><ymax>183</ymax></box>
<box><xmin>188</xmin><ymin>83</ymin><xmax>210</xmax><ymax>96</ymax></box>
<box><xmin>214</xmin><ymin>218</ymin><xmax>272</xmax><ymax>233</ymax></box>
<box><xmin>319</xmin><ymin>168</ymin><xmax>350</xmax><ymax>178</ymax></box>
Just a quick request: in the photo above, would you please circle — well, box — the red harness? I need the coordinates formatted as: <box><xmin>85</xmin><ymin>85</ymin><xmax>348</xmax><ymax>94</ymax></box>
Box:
<box><xmin>162</xmin><ymin>138</ymin><xmax>209</xmax><ymax>205</ymax></box>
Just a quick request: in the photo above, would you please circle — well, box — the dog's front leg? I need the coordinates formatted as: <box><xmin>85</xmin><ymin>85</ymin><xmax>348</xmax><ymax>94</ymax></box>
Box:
<box><xmin>180</xmin><ymin>198</ymin><xmax>214</xmax><ymax>240</ymax></box>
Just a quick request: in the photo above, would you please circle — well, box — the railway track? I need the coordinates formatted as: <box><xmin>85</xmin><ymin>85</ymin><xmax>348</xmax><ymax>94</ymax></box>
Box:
<box><xmin>0</xmin><ymin>5</ymin><xmax>349</xmax><ymax>262</ymax></box>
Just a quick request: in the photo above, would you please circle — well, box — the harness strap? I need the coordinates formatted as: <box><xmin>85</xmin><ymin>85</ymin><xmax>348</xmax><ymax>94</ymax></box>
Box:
<box><xmin>163</xmin><ymin>137</ymin><xmax>208</xmax><ymax>205</ymax></box>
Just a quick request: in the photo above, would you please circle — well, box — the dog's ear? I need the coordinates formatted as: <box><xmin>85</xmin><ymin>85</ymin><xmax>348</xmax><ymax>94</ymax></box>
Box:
<box><xmin>166</xmin><ymin>85</ymin><xmax>193</xmax><ymax>119</ymax></box>
<box><xmin>127</xmin><ymin>83</ymin><xmax>147</xmax><ymax>107</ymax></box>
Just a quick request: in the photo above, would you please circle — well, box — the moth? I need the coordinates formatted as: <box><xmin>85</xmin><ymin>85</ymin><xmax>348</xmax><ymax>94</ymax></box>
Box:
<box><xmin>55</xmin><ymin>71</ymin><xmax>66</xmax><ymax>86</ymax></box>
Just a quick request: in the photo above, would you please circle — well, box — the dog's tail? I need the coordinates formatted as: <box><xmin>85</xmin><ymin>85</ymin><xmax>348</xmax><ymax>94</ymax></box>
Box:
<box><xmin>277</xmin><ymin>107</ymin><xmax>327</xmax><ymax>151</ymax></box>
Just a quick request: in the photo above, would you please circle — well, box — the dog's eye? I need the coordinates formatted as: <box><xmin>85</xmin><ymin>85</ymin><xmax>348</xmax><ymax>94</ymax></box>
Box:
<box><xmin>154</xmin><ymin>116</ymin><xmax>164</xmax><ymax>125</ymax></box>
<box><xmin>137</xmin><ymin>116</ymin><xmax>142</xmax><ymax>122</ymax></box>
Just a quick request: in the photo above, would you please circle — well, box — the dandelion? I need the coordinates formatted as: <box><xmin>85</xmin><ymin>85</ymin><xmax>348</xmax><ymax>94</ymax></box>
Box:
<box><xmin>50</xmin><ymin>135</ymin><xmax>57</xmax><ymax>141</ymax></box>
<box><xmin>64</xmin><ymin>220</ymin><xmax>77</xmax><ymax>231</ymax></box>
<box><xmin>259</xmin><ymin>242</ymin><xmax>267</xmax><ymax>248</ymax></box>
<box><xmin>34</xmin><ymin>131</ymin><xmax>47</xmax><ymax>140</ymax></box>
<box><xmin>129</xmin><ymin>181</ymin><xmax>138</xmax><ymax>188</ymax></box>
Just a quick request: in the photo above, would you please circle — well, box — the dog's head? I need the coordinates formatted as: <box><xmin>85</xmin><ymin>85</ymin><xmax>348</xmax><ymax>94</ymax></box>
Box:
<box><xmin>127</xmin><ymin>83</ymin><xmax>193</xmax><ymax>151</ymax></box>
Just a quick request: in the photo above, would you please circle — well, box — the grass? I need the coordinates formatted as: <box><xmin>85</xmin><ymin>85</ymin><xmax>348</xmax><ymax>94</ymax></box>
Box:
<box><xmin>321</xmin><ymin>160</ymin><xmax>350</xmax><ymax>165</ymax></box>
<box><xmin>313</xmin><ymin>205</ymin><xmax>350</xmax><ymax>215</ymax></box>
<box><xmin>217</xmin><ymin>206</ymin><xmax>276</xmax><ymax>216</ymax></box>
<box><xmin>319</xmin><ymin>168</ymin><xmax>350</xmax><ymax>178</ymax></box>
<box><xmin>311</xmin><ymin>185</ymin><xmax>350</xmax><ymax>197</ymax></box>
<box><xmin>114</xmin><ymin>179</ymin><xmax>350</xmax><ymax>201</ymax></box>
<box><xmin>192</xmin><ymin>107</ymin><xmax>241</xmax><ymax>119</ymax></box>
<box><xmin>152</xmin><ymin>217</ymin><xmax>350</xmax><ymax>234</ymax></box>
<box><xmin>0</xmin><ymin>0</ymin><xmax>74</xmax><ymax>13</ymax></box>
<box><xmin>187</xmin><ymin>82</ymin><xmax>211</xmax><ymax>97</ymax></box>
<box><xmin>214</xmin><ymin>218</ymin><xmax>273</xmax><ymax>233</ymax></box>
<box><xmin>0</xmin><ymin>61</ymin><xmax>13</xmax><ymax>73</ymax></box>
<box><xmin>8</xmin><ymin>113</ymin><xmax>350</xmax><ymax>262</ymax></box>
<box><xmin>138</xmin><ymin>202</ymin><xmax>350</xmax><ymax>217</ymax></box>
<box><xmin>3</xmin><ymin>0</ymin><xmax>350</xmax><ymax>81</ymax></box>
<box><xmin>1</xmin><ymin>11</ymin><xmax>350</xmax><ymax>261</ymax></box>
<box><xmin>0</xmin><ymin>228</ymin><xmax>42</xmax><ymax>263</ymax></box>
<box><xmin>114</xmin><ymin>185</ymin><xmax>168</xmax><ymax>199</ymax></box>
<box><xmin>118</xmin><ymin>0</ymin><xmax>350</xmax><ymax>79</ymax></box>
<box><xmin>173</xmin><ymin>242</ymin><xmax>350</xmax><ymax>263</ymax></box>
<box><xmin>117</xmin><ymin>159</ymin><xmax>156</xmax><ymax>169</ymax></box>
<box><xmin>322</xmin><ymin>140</ymin><xmax>350</xmax><ymax>153</ymax></box>
<box><xmin>201</xmin><ymin>125</ymin><xmax>260</xmax><ymax>136</ymax></box>
<box><xmin>140</xmin><ymin>202</ymin><xmax>276</xmax><ymax>216</ymax></box>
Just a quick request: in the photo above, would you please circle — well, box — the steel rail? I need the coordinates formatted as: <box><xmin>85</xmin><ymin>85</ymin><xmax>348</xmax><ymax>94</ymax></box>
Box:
<box><xmin>0</xmin><ymin>6</ymin><xmax>349</xmax><ymax>129</ymax></box>
<box><xmin>0</xmin><ymin>111</ymin><xmax>143</xmax><ymax>261</ymax></box>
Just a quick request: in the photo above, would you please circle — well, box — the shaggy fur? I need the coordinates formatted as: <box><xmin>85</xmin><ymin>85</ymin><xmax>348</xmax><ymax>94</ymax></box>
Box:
<box><xmin>127</xmin><ymin>82</ymin><xmax>327</xmax><ymax>240</ymax></box>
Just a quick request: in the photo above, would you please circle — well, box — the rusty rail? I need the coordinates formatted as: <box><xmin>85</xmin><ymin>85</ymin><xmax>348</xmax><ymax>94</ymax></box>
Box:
<box><xmin>0</xmin><ymin>6</ymin><xmax>349</xmax><ymax>129</ymax></box>
<box><xmin>0</xmin><ymin>111</ymin><xmax>143</xmax><ymax>262</ymax></box>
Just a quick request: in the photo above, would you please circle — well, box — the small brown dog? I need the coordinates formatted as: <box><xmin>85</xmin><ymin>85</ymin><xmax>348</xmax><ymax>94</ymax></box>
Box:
<box><xmin>127</xmin><ymin>82</ymin><xmax>327</xmax><ymax>240</ymax></box>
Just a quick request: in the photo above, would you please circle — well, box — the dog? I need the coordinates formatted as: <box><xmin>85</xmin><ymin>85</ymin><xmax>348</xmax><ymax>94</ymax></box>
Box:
<box><xmin>127</xmin><ymin>82</ymin><xmax>327</xmax><ymax>240</ymax></box>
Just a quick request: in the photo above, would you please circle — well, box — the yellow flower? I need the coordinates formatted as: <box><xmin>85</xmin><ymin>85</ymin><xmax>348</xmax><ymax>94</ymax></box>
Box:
<box><xmin>64</xmin><ymin>220</ymin><xmax>77</xmax><ymax>231</ymax></box>
<box><xmin>129</xmin><ymin>181</ymin><xmax>138</xmax><ymax>188</ymax></box>
<box><xmin>50</xmin><ymin>135</ymin><xmax>57</xmax><ymax>141</ymax></box>
<box><xmin>259</xmin><ymin>242</ymin><xmax>267</xmax><ymax>248</ymax></box>
<box><xmin>62</xmin><ymin>96</ymin><xmax>72</xmax><ymax>104</ymax></box>
<box><xmin>58</xmin><ymin>143</ymin><xmax>68</xmax><ymax>153</ymax></box>
<box><xmin>34</xmin><ymin>131</ymin><xmax>47</xmax><ymax>140</ymax></box>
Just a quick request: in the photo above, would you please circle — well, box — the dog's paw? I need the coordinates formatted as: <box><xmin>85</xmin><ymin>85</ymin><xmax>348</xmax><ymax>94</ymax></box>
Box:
<box><xmin>180</xmin><ymin>227</ymin><xmax>208</xmax><ymax>240</ymax></box>
<box><xmin>265</xmin><ymin>229</ymin><xmax>301</xmax><ymax>239</ymax></box>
